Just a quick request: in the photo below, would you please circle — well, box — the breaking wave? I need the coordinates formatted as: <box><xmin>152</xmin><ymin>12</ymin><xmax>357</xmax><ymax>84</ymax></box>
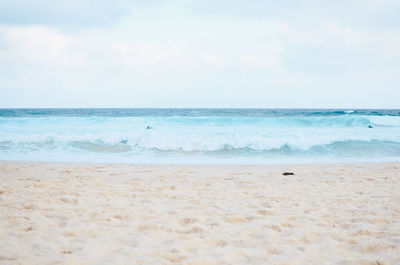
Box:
<box><xmin>1</xmin><ymin>110</ymin><xmax>400</xmax><ymax>163</ymax></box>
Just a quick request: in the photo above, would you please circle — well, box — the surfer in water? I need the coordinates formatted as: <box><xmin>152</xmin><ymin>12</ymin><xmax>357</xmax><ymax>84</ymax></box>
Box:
<box><xmin>146</xmin><ymin>126</ymin><xmax>153</xmax><ymax>130</ymax></box>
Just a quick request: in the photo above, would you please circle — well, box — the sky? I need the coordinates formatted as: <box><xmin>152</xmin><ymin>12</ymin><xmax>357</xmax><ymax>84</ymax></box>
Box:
<box><xmin>0</xmin><ymin>0</ymin><xmax>399</xmax><ymax>108</ymax></box>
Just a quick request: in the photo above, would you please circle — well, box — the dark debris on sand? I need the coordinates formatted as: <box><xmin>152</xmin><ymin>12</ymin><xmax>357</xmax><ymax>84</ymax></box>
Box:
<box><xmin>282</xmin><ymin>172</ymin><xmax>295</xmax><ymax>176</ymax></box>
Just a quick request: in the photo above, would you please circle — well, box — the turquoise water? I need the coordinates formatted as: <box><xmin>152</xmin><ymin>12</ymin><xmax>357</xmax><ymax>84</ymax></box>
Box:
<box><xmin>1</xmin><ymin>108</ymin><xmax>400</xmax><ymax>163</ymax></box>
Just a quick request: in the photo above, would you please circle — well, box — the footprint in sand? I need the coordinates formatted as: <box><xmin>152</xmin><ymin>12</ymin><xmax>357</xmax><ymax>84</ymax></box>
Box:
<box><xmin>224</xmin><ymin>216</ymin><xmax>247</xmax><ymax>224</ymax></box>
<box><xmin>179</xmin><ymin>226</ymin><xmax>203</xmax><ymax>234</ymax></box>
<box><xmin>60</xmin><ymin>197</ymin><xmax>78</xmax><ymax>205</ymax></box>
<box><xmin>361</xmin><ymin>242</ymin><xmax>395</xmax><ymax>253</ymax></box>
<box><xmin>179</xmin><ymin>217</ymin><xmax>196</xmax><ymax>225</ymax></box>
<box><xmin>207</xmin><ymin>239</ymin><xmax>227</xmax><ymax>247</ymax></box>
<box><xmin>109</xmin><ymin>172</ymin><xmax>127</xmax><ymax>176</ymax></box>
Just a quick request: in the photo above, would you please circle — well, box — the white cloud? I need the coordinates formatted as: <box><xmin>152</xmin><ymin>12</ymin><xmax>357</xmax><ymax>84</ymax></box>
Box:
<box><xmin>0</xmin><ymin>0</ymin><xmax>133</xmax><ymax>28</ymax></box>
<box><xmin>201</xmin><ymin>53</ymin><xmax>225</xmax><ymax>71</ymax></box>
<box><xmin>110</xmin><ymin>40</ymin><xmax>228</xmax><ymax>74</ymax></box>
<box><xmin>237</xmin><ymin>46</ymin><xmax>300</xmax><ymax>87</ymax></box>
<box><xmin>238</xmin><ymin>50</ymin><xmax>283</xmax><ymax>72</ymax></box>
<box><xmin>111</xmin><ymin>41</ymin><xmax>199</xmax><ymax>73</ymax></box>
<box><xmin>0</xmin><ymin>25</ymin><xmax>83</xmax><ymax>67</ymax></box>
<box><xmin>323</xmin><ymin>22</ymin><xmax>400</xmax><ymax>58</ymax></box>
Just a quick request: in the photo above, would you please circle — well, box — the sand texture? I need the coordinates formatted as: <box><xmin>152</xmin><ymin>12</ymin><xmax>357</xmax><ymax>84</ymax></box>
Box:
<box><xmin>0</xmin><ymin>162</ymin><xmax>400</xmax><ymax>265</ymax></box>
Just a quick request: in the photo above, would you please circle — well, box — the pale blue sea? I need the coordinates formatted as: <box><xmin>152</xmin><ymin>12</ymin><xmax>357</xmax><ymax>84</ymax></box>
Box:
<box><xmin>1</xmin><ymin>108</ymin><xmax>400</xmax><ymax>164</ymax></box>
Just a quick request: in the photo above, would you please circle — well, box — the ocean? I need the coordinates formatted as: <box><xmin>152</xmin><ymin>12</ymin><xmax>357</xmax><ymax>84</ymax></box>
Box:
<box><xmin>1</xmin><ymin>108</ymin><xmax>400</xmax><ymax>164</ymax></box>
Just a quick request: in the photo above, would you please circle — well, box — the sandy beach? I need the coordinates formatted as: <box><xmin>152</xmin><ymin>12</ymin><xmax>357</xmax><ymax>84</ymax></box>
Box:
<box><xmin>0</xmin><ymin>161</ymin><xmax>399</xmax><ymax>265</ymax></box>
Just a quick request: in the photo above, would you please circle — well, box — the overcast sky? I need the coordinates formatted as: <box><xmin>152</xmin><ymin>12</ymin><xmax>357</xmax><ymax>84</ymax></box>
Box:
<box><xmin>0</xmin><ymin>0</ymin><xmax>399</xmax><ymax>108</ymax></box>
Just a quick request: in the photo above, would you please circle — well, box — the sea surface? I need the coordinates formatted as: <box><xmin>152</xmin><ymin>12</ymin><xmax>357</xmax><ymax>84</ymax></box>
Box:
<box><xmin>1</xmin><ymin>108</ymin><xmax>400</xmax><ymax>164</ymax></box>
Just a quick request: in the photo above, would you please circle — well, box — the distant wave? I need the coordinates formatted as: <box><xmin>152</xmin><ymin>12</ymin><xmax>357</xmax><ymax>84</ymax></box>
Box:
<box><xmin>1</xmin><ymin>114</ymin><xmax>400</xmax><ymax>127</ymax></box>
<box><xmin>1</xmin><ymin>108</ymin><xmax>400</xmax><ymax>118</ymax></box>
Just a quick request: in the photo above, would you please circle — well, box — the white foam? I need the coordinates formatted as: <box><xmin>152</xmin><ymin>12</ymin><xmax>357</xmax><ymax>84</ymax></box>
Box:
<box><xmin>1</xmin><ymin>115</ymin><xmax>400</xmax><ymax>162</ymax></box>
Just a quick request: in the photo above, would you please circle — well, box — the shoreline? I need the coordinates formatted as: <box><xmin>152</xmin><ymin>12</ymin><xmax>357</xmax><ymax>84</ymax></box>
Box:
<box><xmin>1</xmin><ymin>161</ymin><xmax>399</xmax><ymax>264</ymax></box>
<box><xmin>1</xmin><ymin>159</ymin><xmax>400</xmax><ymax>166</ymax></box>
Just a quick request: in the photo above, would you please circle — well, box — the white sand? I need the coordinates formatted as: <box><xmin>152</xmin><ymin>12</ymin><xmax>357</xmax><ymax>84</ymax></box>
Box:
<box><xmin>0</xmin><ymin>161</ymin><xmax>399</xmax><ymax>265</ymax></box>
